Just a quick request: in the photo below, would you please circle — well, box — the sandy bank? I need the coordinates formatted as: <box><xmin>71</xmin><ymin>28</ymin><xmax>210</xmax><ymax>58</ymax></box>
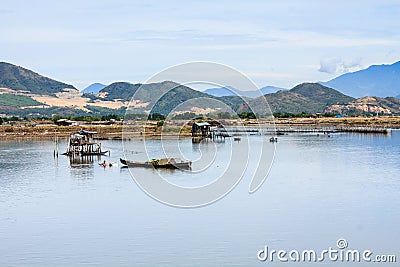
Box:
<box><xmin>0</xmin><ymin>117</ymin><xmax>399</xmax><ymax>139</ymax></box>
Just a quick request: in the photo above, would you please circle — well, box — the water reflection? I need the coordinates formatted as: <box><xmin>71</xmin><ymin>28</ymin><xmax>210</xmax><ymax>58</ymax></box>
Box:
<box><xmin>68</xmin><ymin>155</ymin><xmax>105</xmax><ymax>168</ymax></box>
<box><xmin>0</xmin><ymin>133</ymin><xmax>399</xmax><ymax>266</ymax></box>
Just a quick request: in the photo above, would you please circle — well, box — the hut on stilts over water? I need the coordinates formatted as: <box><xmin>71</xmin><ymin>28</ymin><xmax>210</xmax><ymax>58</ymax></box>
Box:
<box><xmin>63</xmin><ymin>130</ymin><xmax>109</xmax><ymax>156</ymax></box>
<box><xmin>191</xmin><ymin>122</ymin><xmax>212</xmax><ymax>138</ymax></box>
<box><xmin>191</xmin><ymin>121</ymin><xmax>231</xmax><ymax>142</ymax></box>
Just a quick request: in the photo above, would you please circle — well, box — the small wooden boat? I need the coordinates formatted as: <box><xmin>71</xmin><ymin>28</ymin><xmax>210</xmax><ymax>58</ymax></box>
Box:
<box><xmin>120</xmin><ymin>158</ymin><xmax>192</xmax><ymax>170</ymax></box>
<box><xmin>233</xmin><ymin>137</ymin><xmax>241</xmax><ymax>141</ymax></box>
<box><xmin>269</xmin><ymin>137</ymin><xmax>278</xmax><ymax>142</ymax></box>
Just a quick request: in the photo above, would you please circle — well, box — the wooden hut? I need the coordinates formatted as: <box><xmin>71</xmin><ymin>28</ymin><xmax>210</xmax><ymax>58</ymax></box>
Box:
<box><xmin>63</xmin><ymin>130</ymin><xmax>109</xmax><ymax>156</ymax></box>
<box><xmin>191</xmin><ymin>122</ymin><xmax>211</xmax><ymax>138</ymax></box>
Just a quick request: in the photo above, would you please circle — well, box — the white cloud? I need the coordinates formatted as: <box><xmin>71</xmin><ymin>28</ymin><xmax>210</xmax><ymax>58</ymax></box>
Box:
<box><xmin>318</xmin><ymin>57</ymin><xmax>363</xmax><ymax>74</ymax></box>
<box><xmin>1</xmin><ymin>0</ymin><xmax>400</xmax><ymax>88</ymax></box>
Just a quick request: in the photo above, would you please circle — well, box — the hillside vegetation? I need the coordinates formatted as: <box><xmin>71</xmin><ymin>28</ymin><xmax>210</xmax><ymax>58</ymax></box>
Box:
<box><xmin>1</xmin><ymin>62</ymin><xmax>400</xmax><ymax>117</ymax></box>
<box><xmin>249</xmin><ymin>83</ymin><xmax>354</xmax><ymax>114</ymax></box>
<box><xmin>0</xmin><ymin>93</ymin><xmax>42</xmax><ymax>107</ymax></box>
<box><xmin>0</xmin><ymin>62</ymin><xmax>76</xmax><ymax>95</ymax></box>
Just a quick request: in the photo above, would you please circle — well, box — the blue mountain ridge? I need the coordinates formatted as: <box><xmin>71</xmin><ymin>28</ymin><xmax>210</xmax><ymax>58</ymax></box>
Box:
<box><xmin>82</xmin><ymin>83</ymin><xmax>106</xmax><ymax>94</ymax></box>
<box><xmin>203</xmin><ymin>85</ymin><xmax>286</xmax><ymax>98</ymax></box>
<box><xmin>321</xmin><ymin>61</ymin><xmax>400</xmax><ymax>98</ymax></box>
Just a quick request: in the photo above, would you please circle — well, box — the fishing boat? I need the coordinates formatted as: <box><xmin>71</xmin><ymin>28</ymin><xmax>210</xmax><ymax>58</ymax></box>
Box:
<box><xmin>62</xmin><ymin>130</ymin><xmax>109</xmax><ymax>156</ymax></box>
<box><xmin>120</xmin><ymin>158</ymin><xmax>192</xmax><ymax>170</ymax></box>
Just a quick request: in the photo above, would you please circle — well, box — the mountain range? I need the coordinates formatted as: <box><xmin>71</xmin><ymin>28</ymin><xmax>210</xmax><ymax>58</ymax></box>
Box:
<box><xmin>101</xmin><ymin>81</ymin><xmax>212</xmax><ymax>114</ymax></box>
<box><xmin>249</xmin><ymin>83</ymin><xmax>355</xmax><ymax>114</ymax></box>
<box><xmin>203</xmin><ymin>85</ymin><xmax>285</xmax><ymax>98</ymax></box>
<box><xmin>321</xmin><ymin>61</ymin><xmax>400</xmax><ymax>98</ymax></box>
<box><xmin>0</xmin><ymin>62</ymin><xmax>399</xmax><ymax>117</ymax></box>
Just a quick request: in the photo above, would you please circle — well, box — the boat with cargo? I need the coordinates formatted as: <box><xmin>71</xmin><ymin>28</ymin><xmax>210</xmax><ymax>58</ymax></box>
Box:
<box><xmin>120</xmin><ymin>158</ymin><xmax>191</xmax><ymax>170</ymax></box>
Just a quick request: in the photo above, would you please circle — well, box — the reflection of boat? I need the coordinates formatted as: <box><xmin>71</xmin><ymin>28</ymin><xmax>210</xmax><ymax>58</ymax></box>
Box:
<box><xmin>62</xmin><ymin>130</ymin><xmax>109</xmax><ymax>156</ymax></box>
<box><xmin>120</xmin><ymin>158</ymin><xmax>192</xmax><ymax>170</ymax></box>
<box><xmin>269</xmin><ymin>137</ymin><xmax>278</xmax><ymax>142</ymax></box>
<box><xmin>69</xmin><ymin>155</ymin><xmax>102</xmax><ymax>167</ymax></box>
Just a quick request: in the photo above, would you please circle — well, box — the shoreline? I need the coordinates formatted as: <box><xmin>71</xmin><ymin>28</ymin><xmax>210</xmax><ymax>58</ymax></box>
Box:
<box><xmin>0</xmin><ymin>117</ymin><xmax>399</xmax><ymax>139</ymax></box>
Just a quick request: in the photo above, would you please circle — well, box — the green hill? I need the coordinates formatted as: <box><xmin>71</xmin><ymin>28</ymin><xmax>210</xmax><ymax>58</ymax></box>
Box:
<box><xmin>0</xmin><ymin>62</ymin><xmax>76</xmax><ymax>95</ymax></box>
<box><xmin>100</xmin><ymin>82</ymin><xmax>140</xmax><ymax>101</ymax></box>
<box><xmin>249</xmin><ymin>83</ymin><xmax>355</xmax><ymax>114</ymax></box>
<box><xmin>290</xmin><ymin>83</ymin><xmax>354</xmax><ymax>105</ymax></box>
<box><xmin>147</xmin><ymin>82</ymin><xmax>214</xmax><ymax>115</ymax></box>
<box><xmin>101</xmin><ymin>81</ymin><xmax>222</xmax><ymax>115</ymax></box>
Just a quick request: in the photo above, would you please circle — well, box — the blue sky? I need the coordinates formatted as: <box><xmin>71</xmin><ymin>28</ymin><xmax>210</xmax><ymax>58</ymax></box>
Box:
<box><xmin>1</xmin><ymin>0</ymin><xmax>400</xmax><ymax>90</ymax></box>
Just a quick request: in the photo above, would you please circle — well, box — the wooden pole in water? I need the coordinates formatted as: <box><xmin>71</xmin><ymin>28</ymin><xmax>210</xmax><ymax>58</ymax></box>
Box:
<box><xmin>54</xmin><ymin>134</ymin><xmax>58</xmax><ymax>157</ymax></box>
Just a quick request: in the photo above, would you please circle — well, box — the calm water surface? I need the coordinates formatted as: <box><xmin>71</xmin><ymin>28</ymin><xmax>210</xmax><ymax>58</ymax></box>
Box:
<box><xmin>0</xmin><ymin>131</ymin><xmax>399</xmax><ymax>266</ymax></box>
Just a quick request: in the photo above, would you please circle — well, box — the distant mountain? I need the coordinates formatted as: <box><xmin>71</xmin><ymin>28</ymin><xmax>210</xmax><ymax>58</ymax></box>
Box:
<box><xmin>321</xmin><ymin>61</ymin><xmax>400</xmax><ymax>98</ymax></box>
<box><xmin>325</xmin><ymin>96</ymin><xmax>400</xmax><ymax>115</ymax></box>
<box><xmin>203</xmin><ymin>86</ymin><xmax>236</xmax><ymax>97</ymax></box>
<box><xmin>259</xmin><ymin>86</ymin><xmax>286</xmax><ymax>95</ymax></box>
<box><xmin>203</xmin><ymin>85</ymin><xmax>285</xmax><ymax>98</ymax></box>
<box><xmin>0</xmin><ymin>62</ymin><xmax>76</xmax><ymax>95</ymax></box>
<box><xmin>82</xmin><ymin>83</ymin><xmax>106</xmax><ymax>94</ymax></box>
<box><xmin>249</xmin><ymin>83</ymin><xmax>354</xmax><ymax>114</ymax></box>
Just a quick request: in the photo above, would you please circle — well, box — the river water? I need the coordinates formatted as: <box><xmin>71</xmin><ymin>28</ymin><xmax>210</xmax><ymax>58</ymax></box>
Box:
<box><xmin>0</xmin><ymin>131</ymin><xmax>399</xmax><ymax>266</ymax></box>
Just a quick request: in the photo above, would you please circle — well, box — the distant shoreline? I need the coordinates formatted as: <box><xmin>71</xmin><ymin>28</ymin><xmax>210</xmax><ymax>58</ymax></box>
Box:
<box><xmin>0</xmin><ymin>117</ymin><xmax>399</xmax><ymax>139</ymax></box>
